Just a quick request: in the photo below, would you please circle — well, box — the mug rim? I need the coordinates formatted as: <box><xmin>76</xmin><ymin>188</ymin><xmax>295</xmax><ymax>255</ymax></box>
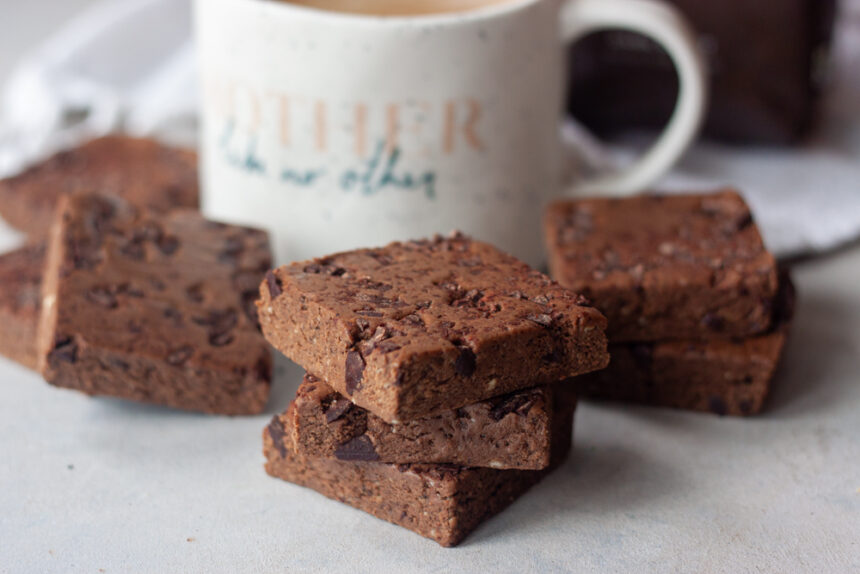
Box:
<box><xmin>243</xmin><ymin>0</ymin><xmax>544</xmax><ymax>26</ymax></box>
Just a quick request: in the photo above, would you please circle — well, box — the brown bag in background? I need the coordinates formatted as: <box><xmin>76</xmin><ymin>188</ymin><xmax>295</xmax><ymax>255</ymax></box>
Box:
<box><xmin>567</xmin><ymin>0</ymin><xmax>838</xmax><ymax>146</ymax></box>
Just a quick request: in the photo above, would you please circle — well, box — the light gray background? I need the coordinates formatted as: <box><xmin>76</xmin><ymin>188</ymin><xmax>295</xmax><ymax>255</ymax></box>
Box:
<box><xmin>0</xmin><ymin>1</ymin><xmax>858</xmax><ymax>572</ymax></box>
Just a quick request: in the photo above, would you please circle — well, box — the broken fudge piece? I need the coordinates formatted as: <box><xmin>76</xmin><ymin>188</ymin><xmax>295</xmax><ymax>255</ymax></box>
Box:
<box><xmin>0</xmin><ymin>243</ymin><xmax>45</xmax><ymax>369</ymax></box>
<box><xmin>578</xmin><ymin>275</ymin><xmax>795</xmax><ymax>416</ymax></box>
<box><xmin>263</xmin><ymin>389</ymin><xmax>575</xmax><ymax>547</ymax></box>
<box><xmin>275</xmin><ymin>373</ymin><xmax>559</xmax><ymax>469</ymax></box>
<box><xmin>544</xmin><ymin>190</ymin><xmax>779</xmax><ymax>342</ymax></box>
<box><xmin>257</xmin><ymin>232</ymin><xmax>608</xmax><ymax>422</ymax></box>
<box><xmin>0</xmin><ymin>136</ymin><xmax>199</xmax><ymax>236</ymax></box>
<box><xmin>37</xmin><ymin>193</ymin><xmax>272</xmax><ymax>415</ymax></box>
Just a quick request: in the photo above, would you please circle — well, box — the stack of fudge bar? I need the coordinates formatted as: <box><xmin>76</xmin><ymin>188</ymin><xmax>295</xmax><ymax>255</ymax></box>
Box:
<box><xmin>545</xmin><ymin>190</ymin><xmax>794</xmax><ymax>416</ymax></box>
<box><xmin>0</xmin><ymin>136</ymin><xmax>275</xmax><ymax>415</ymax></box>
<box><xmin>256</xmin><ymin>233</ymin><xmax>610</xmax><ymax>546</ymax></box>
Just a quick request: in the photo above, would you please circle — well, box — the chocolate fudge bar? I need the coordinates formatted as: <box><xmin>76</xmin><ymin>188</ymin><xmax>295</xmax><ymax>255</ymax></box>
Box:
<box><xmin>37</xmin><ymin>194</ymin><xmax>272</xmax><ymax>415</ymax></box>
<box><xmin>0</xmin><ymin>243</ymin><xmax>45</xmax><ymax>369</ymax></box>
<box><xmin>263</xmin><ymin>391</ymin><xmax>575</xmax><ymax>546</ymax></box>
<box><xmin>258</xmin><ymin>232</ymin><xmax>608</xmax><ymax>422</ymax></box>
<box><xmin>274</xmin><ymin>373</ymin><xmax>558</xmax><ymax>470</ymax></box>
<box><xmin>544</xmin><ymin>190</ymin><xmax>779</xmax><ymax>342</ymax></box>
<box><xmin>0</xmin><ymin>136</ymin><xmax>198</xmax><ymax>236</ymax></box>
<box><xmin>579</xmin><ymin>276</ymin><xmax>795</xmax><ymax>416</ymax></box>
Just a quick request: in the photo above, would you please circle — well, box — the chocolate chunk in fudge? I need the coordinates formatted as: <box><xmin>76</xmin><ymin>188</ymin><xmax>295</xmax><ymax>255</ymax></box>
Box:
<box><xmin>273</xmin><ymin>373</ymin><xmax>563</xmax><ymax>469</ymax></box>
<box><xmin>37</xmin><ymin>193</ymin><xmax>272</xmax><ymax>415</ymax></box>
<box><xmin>0</xmin><ymin>243</ymin><xmax>45</xmax><ymax>369</ymax></box>
<box><xmin>578</xmin><ymin>274</ymin><xmax>795</xmax><ymax>416</ymax></box>
<box><xmin>0</xmin><ymin>136</ymin><xmax>199</xmax><ymax>236</ymax></box>
<box><xmin>544</xmin><ymin>190</ymin><xmax>779</xmax><ymax>342</ymax></box>
<box><xmin>257</xmin><ymin>232</ymin><xmax>608</xmax><ymax>422</ymax></box>
<box><xmin>262</xmin><ymin>390</ymin><xmax>575</xmax><ymax>547</ymax></box>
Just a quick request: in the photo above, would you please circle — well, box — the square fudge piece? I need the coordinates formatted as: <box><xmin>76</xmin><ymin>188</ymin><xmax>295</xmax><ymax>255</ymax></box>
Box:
<box><xmin>273</xmin><ymin>373</ymin><xmax>565</xmax><ymax>470</ymax></box>
<box><xmin>0</xmin><ymin>243</ymin><xmax>45</xmax><ymax>369</ymax></box>
<box><xmin>578</xmin><ymin>275</ymin><xmax>795</xmax><ymax>416</ymax></box>
<box><xmin>544</xmin><ymin>190</ymin><xmax>779</xmax><ymax>342</ymax></box>
<box><xmin>263</xmin><ymin>392</ymin><xmax>575</xmax><ymax>547</ymax></box>
<box><xmin>0</xmin><ymin>136</ymin><xmax>198</xmax><ymax>236</ymax></box>
<box><xmin>258</xmin><ymin>233</ymin><xmax>608</xmax><ymax>422</ymax></box>
<box><xmin>37</xmin><ymin>194</ymin><xmax>272</xmax><ymax>415</ymax></box>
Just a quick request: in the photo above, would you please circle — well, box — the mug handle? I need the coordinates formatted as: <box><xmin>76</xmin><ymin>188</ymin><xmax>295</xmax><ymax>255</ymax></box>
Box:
<box><xmin>562</xmin><ymin>0</ymin><xmax>708</xmax><ymax>196</ymax></box>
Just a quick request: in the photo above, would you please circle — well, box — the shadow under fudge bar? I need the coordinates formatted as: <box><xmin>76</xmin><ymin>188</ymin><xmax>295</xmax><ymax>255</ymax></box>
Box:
<box><xmin>0</xmin><ymin>243</ymin><xmax>45</xmax><ymax>369</ymax></box>
<box><xmin>37</xmin><ymin>193</ymin><xmax>272</xmax><ymax>415</ymax></box>
<box><xmin>263</xmin><ymin>390</ymin><xmax>576</xmax><ymax>547</ymax></box>
<box><xmin>578</xmin><ymin>274</ymin><xmax>795</xmax><ymax>416</ymax></box>
<box><xmin>275</xmin><ymin>373</ymin><xmax>558</xmax><ymax>470</ymax></box>
<box><xmin>257</xmin><ymin>233</ymin><xmax>608</xmax><ymax>422</ymax></box>
<box><xmin>544</xmin><ymin>190</ymin><xmax>779</xmax><ymax>342</ymax></box>
<box><xmin>0</xmin><ymin>136</ymin><xmax>199</xmax><ymax>236</ymax></box>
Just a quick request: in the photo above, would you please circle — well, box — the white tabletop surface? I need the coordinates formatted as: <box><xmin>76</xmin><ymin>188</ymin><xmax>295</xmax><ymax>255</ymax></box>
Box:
<box><xmin>1</xmin><ymin>2</ymin><xmax>859</xmax><ymax>573</ymax></box>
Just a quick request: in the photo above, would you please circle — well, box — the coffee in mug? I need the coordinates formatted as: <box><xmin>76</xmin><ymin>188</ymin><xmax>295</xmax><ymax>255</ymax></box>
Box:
<box><xmin>274</xmin><ymin>0</ymin><xmax>518</xmax><ymax>17</ymax></box>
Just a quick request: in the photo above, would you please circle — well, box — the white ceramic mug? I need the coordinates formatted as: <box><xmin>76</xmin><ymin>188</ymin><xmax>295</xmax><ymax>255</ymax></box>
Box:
<box><xmin>195</xmin><ymin>0</ymin><xmax>706</xmax><ymax>265</ymax></box>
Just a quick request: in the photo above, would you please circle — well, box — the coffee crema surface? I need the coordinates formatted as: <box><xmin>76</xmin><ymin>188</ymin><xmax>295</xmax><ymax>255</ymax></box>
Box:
<box><xmin>271</xmin><ymin>0</ymin><xmax>519</xmax><ymax>16</ymax></box>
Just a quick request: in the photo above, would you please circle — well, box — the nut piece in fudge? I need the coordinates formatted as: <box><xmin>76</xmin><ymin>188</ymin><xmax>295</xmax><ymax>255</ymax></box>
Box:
<box><xmin>37</xmin><ymin>194</ymin><xmax>272</xmax><ymax>415</ymax></box>
<box><xmin>257</xmin><ymin>233</ymin><xmax>608</xmax><ymax>422</ymax></box>
<box><xmin>544</xmin><ymin>190</ymin><xmax>779</xmax><ymax>342</ymax></box>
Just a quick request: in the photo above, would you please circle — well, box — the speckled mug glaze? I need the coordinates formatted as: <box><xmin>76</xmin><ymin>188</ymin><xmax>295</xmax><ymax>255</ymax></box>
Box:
<box><xmin>195</xmin><ymin>0</ymin><xmax>706</xmax><ymax>265</ymax></box>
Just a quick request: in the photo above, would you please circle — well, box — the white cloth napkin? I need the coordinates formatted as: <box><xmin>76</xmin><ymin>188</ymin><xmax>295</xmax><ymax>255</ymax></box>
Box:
<box><xmin>0</xmin><ymin>0</ymin><xmax>197</xmax><ymax>172</ymax></box>
<box><xmin>1</xmin><ymin>0</ymin><xmax>859</xmax><ymax>259</ymax></box>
